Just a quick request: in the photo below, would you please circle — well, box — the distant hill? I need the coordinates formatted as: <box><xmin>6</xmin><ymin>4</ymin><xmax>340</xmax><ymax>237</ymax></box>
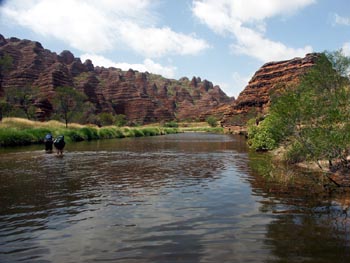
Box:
<box><xmin>0</xmin><ymin>34</ymin><xmax>233</xmax><ymax>124</ymax></box>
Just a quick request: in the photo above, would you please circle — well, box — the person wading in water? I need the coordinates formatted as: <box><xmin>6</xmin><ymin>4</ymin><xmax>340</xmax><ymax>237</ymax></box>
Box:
<box><xmin>53</xmin><ymin>135</ymin><xmax>65</xmax><ymax>156</ymax></box>
<box><xmin>44</xmin><ymin>132</ymin><xmax>53</xmax><ymax>153</ymax></box>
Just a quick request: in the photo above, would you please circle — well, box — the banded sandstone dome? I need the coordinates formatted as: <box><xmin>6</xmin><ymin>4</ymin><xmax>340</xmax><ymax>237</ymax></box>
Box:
<box><xmin>221</xmin><ymin>53</ymin><xmax>319</xmax><ymax>128</ymax></box>
<box><xmin>0</xmin><ymin>34</ymin><xmax>319</xmax><ymax>127</ymax></box>
<box><xmin>0</xmin><ymin>35</ymin><xmax>232</xmax><ymax>124</ymax></box>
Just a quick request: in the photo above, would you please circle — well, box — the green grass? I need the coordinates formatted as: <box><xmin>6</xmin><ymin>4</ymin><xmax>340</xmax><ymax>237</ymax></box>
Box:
<box><xmin>0</xmin><ymin>117</ymin><xmax>180</xmax><ymax>147</ymax></box>
<box><xmin>179</xmin><ymin>127</ymin><xmax>224</xmax><ymax>133</ymax></box>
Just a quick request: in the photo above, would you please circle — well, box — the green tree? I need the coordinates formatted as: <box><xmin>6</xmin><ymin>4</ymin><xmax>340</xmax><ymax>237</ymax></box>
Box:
<box><xmin>248</xmin><ymin>51</ymin><xmax>350</xmax><ymax>175</ymax></box>
<box><xmin>0</xmin><ymin>53</ymin><xmax>13</xmax><ymax>121</ymax></box>
<box><xmin>206</xmin><ymin>116</ymin><xmax>218</xmax><ymax>127</ymax></box>
<box><xmin>0</xmin><ymin>53</ymin><xmax>13</xmax><ymax>72</ymax></box>
<box><xmin>0</xmin><ymin>98</ymin><xmax>12</xmax><ymax>120</ymax></box>
<box><xmin>2</xmin><ymin>86</ymin><xmax>39</xmax><ymax>119</ymax></box>
<box><xmin>52</xmin><ymin>86</ymin><xmax>87</xmax><ymax>128</ymax></box>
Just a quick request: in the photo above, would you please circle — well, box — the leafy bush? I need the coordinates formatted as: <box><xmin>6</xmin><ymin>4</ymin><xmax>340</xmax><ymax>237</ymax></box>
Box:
<box><xmin>115</xmin><ymin>114</ymin><xmax>127</xmax><ymax>127</ymax></box>
<box><xmin>247</xmin><ymin>123</ymin><xmax>277</xmax><ymax>151</ymax></box>
<box><xmin>206</xmin><ymin>116</ymin><xmax>218</xmax><ymax>127</ymax></box>
<box><xmin>98</xmin><ymin>112</ymin><xmax>115</xmax><ymax>126</ymax></box>
<box><xmin>284</xmin><ymin>141</ymin><xmax>309</xmax><ymax>164</ymax></box>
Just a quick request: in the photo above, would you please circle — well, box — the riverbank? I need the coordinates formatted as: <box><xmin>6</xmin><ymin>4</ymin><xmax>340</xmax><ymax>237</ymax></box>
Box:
<box><xmin>140</xmin><ymin>121</ymin><xmax>224</xmax><ymax>133</ymax></box>
<box><xmin>0</xmin><ymin>118</ymin><xmax>180</xmax><ymax>147</ymax></box>
<box><xmin>270</xmin><ymin>146</ymin><xmax>350</xmax><ymax>190</ymax></box>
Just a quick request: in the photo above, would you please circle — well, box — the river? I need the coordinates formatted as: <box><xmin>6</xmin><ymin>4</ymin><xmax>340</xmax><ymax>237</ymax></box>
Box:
<box><xmin>0</xmin><ymin>133</ymin><xmax>349</xmax><ymax>262</ymax></box>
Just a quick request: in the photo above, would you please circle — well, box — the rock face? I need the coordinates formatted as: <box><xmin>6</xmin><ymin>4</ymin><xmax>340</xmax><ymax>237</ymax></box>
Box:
<box><xmin>0</xmin><ymin>35</ymin><xmax>232</xmax><ymax>123</ymax></box>
<box><xmin>221</xmin><ymin>53</ymin><xmax>319</xmax><ymax>128</ymax></box>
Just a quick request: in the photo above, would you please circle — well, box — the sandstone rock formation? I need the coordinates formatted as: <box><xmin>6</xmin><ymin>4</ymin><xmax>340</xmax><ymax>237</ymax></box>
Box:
<box><xmin>0</xmin><ymin>35</ymin><xmax>232</xmax><ymax>124</ymax></box>
<box><xmin>221</xmin><ymin>53</ymin><xmax>319</xmax><ymax>129</ymax></box>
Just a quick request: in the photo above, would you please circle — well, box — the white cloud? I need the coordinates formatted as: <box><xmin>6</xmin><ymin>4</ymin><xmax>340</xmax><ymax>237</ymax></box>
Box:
<box><xmin>80</xmin><ymin>54</ymin><xmax>176</xmax><ymax>78</ymax></box>
<box><xmin>342</xmin><ymin>42</ymin><xmax>350</xmax><ymax>56</ymax></box>
<box><xmin>232</xmin><ymin>71</ymin><xmax>250</xmax><ymax>92</ymax></box>
<box><xmin>213</xmin><ymin>72</ymin><xmax>252</xmax><ymax>98</ymax></box>
<box><xmin>1</xmin><ymin>0</ymin><xmax>209</xmax><ymax>57</ymax></box>
<box><xmin>334</xmin><ymin>14</ymin><xmax>350</xmax><ymax>26</ymax></box>
<box><xmin>192</xmin><ymin>0</ymin><xmax>315</xmax><ymax>62</ymax></box>
<box><xmin>118</xmin><ymin>22</ymin><xmax>210</xmax><ymax>58</ymax></box>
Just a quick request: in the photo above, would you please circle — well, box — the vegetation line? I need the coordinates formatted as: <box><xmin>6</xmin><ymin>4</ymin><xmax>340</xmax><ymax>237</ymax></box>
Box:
<box><xmin>0</xmin><ymin>118</ymin><xmax>180</xmax><ymax>147</ymax></box>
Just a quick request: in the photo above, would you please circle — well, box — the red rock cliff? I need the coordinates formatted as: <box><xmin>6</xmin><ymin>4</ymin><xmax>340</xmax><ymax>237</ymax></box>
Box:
<box><xmin>0</xmin><ymin>35</ymin><xmax>231</xmax><ymax>124</ymax></box>
<box><xmin>221</xmin><ymin>53</ymin><xmax>319</xmax><ymax>128</ymax></box>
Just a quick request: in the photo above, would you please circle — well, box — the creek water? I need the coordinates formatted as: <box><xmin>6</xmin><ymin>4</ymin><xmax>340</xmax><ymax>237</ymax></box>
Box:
<box><xmin>0</xmin><ymin>133</ymin><xmax>349</xmax><ymax>262</ymax></box>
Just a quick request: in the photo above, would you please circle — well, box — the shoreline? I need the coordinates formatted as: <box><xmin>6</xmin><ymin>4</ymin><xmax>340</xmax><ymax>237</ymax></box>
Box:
<box><xmin>271</xmin><ymin>147</ymin><xmax>350</xmax><ymax>190</ymax></box>
<box><xmin>0</xmin><ymin>118</ymin><xmax>224</xmax><ymax>148</ymax></box>
<box><xmin>0</xmin><ymin>118</ymin><xmax>181</xmax><ymax>147</ymax></box>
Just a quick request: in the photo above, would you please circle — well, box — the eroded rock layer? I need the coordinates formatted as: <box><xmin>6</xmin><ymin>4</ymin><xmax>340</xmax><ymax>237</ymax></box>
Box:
<box><xmin>0</xmin><ymin>35</ymin><xmax>232</xmax><ymax>123</ymax></box>
<box><xmin>221</xmin><ymin>53</ymin><xmax>319</xmax><ymax>128</ymax></box>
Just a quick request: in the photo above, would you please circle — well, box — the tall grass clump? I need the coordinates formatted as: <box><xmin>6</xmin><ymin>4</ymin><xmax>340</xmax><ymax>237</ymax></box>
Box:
<box><xmin>79</xmin><ymin>127</ymin><xmax>99</xmax><ymax>140</ymax></box>
<box><xmin>0</xmin><ymin>128</ymin><xmax>34</xmax><ymax>146</ymax></box>
<box><xmin>131</xmin><ymin>128</ymin><xmax>144</xmax><ymax>137</ymax></box>
<box><xmin>26</xmin><ymin>128</ymin><xmax>52</xmax><ymax>142</ymax></box>
<box><xmin>141</xmin><ymin>127</ymin><xmax>160</xmax><ymax>136</ymax></box>
<box><xmin>162</xmin><ymin>127</ymin><xmax>179</xmax><ymax>135</ymax></box>
<box><xmin>61</xmin><ymin>129</ymin><xmax>85</xmax><ymax>142</ymax></box>
<box><xmin>98</xmin><ymin>127</ymin><xmax>125</xmax><ymax>139</ymax></box>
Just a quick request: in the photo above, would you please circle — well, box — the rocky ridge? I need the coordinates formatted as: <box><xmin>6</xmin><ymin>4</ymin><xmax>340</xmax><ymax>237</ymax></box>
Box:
<box><xmin>0</xmin><ymin>35</ymin><xmax>232</xmax><ymax>124</ymax></box>
<box><xmin>221</xmin><ymin>53</ymin><xmax>319</xmax><ymax>129</ymax></box>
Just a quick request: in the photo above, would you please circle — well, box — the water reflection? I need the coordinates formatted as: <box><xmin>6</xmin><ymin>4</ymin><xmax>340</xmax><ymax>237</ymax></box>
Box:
<box><xmin>0</xmin><ymin>133</ymin><xmax>350</xmax><ymax>262</ymax></box>
<box><xmin>247</xmin><ymin>151</ymin><xmax>350</xmax><ymax>263</ymax></box>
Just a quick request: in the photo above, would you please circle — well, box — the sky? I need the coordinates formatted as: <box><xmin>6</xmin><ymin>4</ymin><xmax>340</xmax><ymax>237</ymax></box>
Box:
<box><xmin>1</xmin><ymin>0</ymin><xmax>350</xmax><ymax>98</ymax></box>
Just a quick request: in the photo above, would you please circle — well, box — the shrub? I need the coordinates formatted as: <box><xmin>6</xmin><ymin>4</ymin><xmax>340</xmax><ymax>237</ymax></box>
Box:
<box><xmin>206</xmin><ymin>116</ymin><xmax>218</xmax><ymax>127</ymax></box>
<box><xmin>98</xmin><ymin>112</ymin><xmax>115</xmax><ymax>126</ymax></box>
<box><xmin>247</xmin><ymin>118</ymin><xmax>279</xmax><ymax>151</ymax></box>
<box><xmin>284</xmin><ymin>141</ymin><xmax>309</xmax><ymax>164</ymax></box>
<box><xmin>115</xmin><ymin>114</ymin><xmax>127</xmax><ymax>127</ymax></box>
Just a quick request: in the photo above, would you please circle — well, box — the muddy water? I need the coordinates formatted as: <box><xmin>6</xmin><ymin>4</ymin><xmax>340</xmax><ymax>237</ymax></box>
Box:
<box><xmin>0</xmin><ymin>133</ymin><xmax>349</xmax><ymax>262</ymax></box>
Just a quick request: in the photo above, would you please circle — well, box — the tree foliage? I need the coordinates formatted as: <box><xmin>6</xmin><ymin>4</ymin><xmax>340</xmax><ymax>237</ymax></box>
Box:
<box><xmin>206</xmin><ymin>116</ymin><xmax>218</xmax><ymax>127</ymax></box>
<box><xmin>1</xmin><ymin>86</ymin><xmax>39</xmax><ymax>120</ymax></box>
<box><xmin>52</xmin><ymin>86</ymin><xmax>87</xmax><ymax>128</ymax></box>
<box><xmin>0</xmin><ymin>53</ymin><xmax>13</xmax><ymax>121</ymax></box>
<box><xmin>0</xmin><ymin>53</ymin><xmax>13</xmax><ymax>72</ymax></box>
<box><xmin>248</xmin><ymin>51</ymin><xmax>350</xmax><ymax>172</ymax></box>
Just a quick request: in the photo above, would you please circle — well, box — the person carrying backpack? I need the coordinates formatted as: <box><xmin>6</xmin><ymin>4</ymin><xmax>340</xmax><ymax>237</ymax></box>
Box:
<box><xmin>53</xmin><ymin>135</ymin><xmax>65</xmax><ymax>156</ymax></box>
<box><xmin>44</xmin><ymin>133</ymin><xmax>53</xmax><ymax>153</ymax></box>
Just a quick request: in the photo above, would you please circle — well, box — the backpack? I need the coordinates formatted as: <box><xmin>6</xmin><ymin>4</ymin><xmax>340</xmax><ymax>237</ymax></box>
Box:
<box><xmin>45</xmin><ymin>133</ymin><xmax>53</xmax><ymax>142</ymax></box>
<box><xmin>54</xmin><ymin>135</ymin><xmax>65</xmax><ymax>148</ymax></box>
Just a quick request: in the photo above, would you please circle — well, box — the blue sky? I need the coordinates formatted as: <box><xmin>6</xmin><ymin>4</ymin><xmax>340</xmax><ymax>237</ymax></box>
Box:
<box><xmin>1</xmin><ymin>0</ymin><xmax>350</xmax><ymax>98</ymax></box>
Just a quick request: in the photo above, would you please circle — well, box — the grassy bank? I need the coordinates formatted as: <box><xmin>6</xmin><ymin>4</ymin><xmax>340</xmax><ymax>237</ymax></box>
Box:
<box><xmin>180</xmin><ymin>126</ymin><xmax>224</xmax><ymax>133</ymax></box>
<box><xmin>140</xmin><ymin>121</ymin><xmax>224</xmax><ymax>133</ymax></box>
<box><xmin>177</xmin><ymin>122</ymin><xmax>224</xmax><ymax>133</ymax></box>
<box><xmin>0</xmin><ymin>118</ymin><xmax>180</xmax><ymax>147</ymax></box>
